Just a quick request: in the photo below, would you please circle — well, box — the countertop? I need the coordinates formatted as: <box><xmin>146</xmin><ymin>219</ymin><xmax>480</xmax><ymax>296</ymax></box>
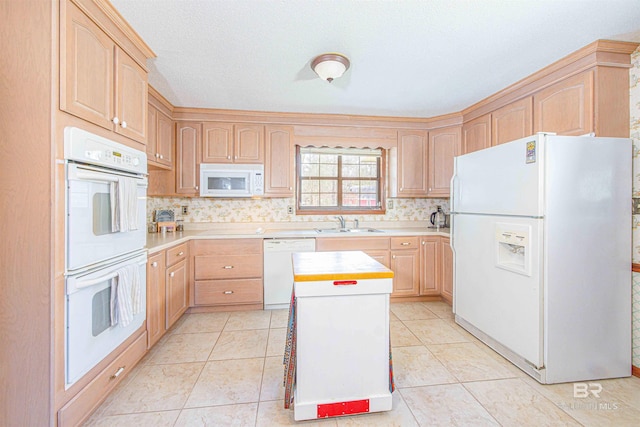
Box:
<box><xmin>292</xmin><ymin>251</ymin><xmax>394</xmax><ymax>282</ymax></box>
<box><xmin>146</xmin><ymin>222</ymin><xmax>450</xmax><ymax>254</ymax></box>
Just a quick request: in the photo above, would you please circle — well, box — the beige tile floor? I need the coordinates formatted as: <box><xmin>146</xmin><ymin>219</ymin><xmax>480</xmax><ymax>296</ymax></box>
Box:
<box><xmin>84</xmin><ymin>301</ymin><xmax>640</xmax><ymax>426</ymax></box>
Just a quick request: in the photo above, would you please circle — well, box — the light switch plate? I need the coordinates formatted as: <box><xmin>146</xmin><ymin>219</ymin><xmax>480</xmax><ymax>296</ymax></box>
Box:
<box><xmin>633</xmin><ymin>198</ymin><xmax>640</xmax><ymax>215</ymax></box>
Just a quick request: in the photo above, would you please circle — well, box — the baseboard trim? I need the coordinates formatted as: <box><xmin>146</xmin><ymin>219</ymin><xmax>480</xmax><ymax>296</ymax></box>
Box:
<box><xmin>633</xmin><ymin>365</ymin><xmax>640</xmax><ymax>378</ymax></box>
<box><xmin>632</xmin><ymin>263</ymin><xmax>640</xmax><ymax>273</ymax></box>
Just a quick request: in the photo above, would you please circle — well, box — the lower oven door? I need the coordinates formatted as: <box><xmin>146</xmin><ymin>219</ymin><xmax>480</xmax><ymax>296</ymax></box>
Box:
<box><xmin>65</xmin><ymin>251</ymin><xmax>147</xmax><ymax>388</ymax></box>
<box><xmin>66</xmin><ymin>163</ymin><xmax>147</xmax><ymax>271</ymax></box>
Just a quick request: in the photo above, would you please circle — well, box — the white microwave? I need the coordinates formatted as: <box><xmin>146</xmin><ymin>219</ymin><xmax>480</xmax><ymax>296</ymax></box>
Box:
<box><xmin>200</xmin><ymin>163</ymin><xmax>264</xmax><ymax>197</ymax></box>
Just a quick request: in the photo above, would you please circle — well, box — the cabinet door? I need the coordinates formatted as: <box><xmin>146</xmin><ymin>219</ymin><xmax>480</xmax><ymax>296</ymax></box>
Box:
<box><xmin>533</xmin><ymin>71</ymin><xmax>593</xmax><ymax>136</ymax></box>
<box><xmin>440</xmin><ymin>238</ymin><xmax>453</xmax><ymax>303</ymax></box>
<box><xmin>146</xmin><ymin>252</ymin><xmax>166</xmax><ymax>348</ymax></box>
<box><xmin>462</xmin><ymin>114</ymin><xmax>491</xmax><ymax>154</ymax></box>
<box><xmin>397</xmin><ymin>130</ymin><xmax>429</xmax><ymax>196</ymax></box>
<box><xmin>390</xmin><ymin>250</ymin><xmax>420</xmax><ymax>297</ymax></box>
<box><xmin>176</xmin><ymin>122</ymin><xmax>201</xmax><ymax>195</ymax></box>
<box><xmin>264</xmin><ymin>125</ymin><xmax>294</xmax><ymax>197</ymax></box>
<box><xmin>114</xmin><ymin>48</ymin><xmax>147</xmax><ymax>143</ymax></box>
<box><xmin>156</xmin><ymin>110</ymin><xmax>174</xmax><ymax>168</ymax></box>
<box><xmin>492</xmin><ymin>97</ymin><xmax>533</xmax><ymax>146</ymax></box>
<box><xmin>202</xmin><ymin>122</ymin><xmax>234</xmax><ymax>163</ymax></box>
<box><xmin>234</xmin><ymin>124</ymin><xmax>264</xmax><ymax>163</ymax></box>
<box><xmin>146</xmin><ymin>104</ymin><xmax>158</xmax><ymax>161</ymax></box>
<box><xmin>60</xmin><ymin>0</ymin><xmax>114</xmax><ymax>130</ymax></box>
<box><xmin>166</xmin><ymin>260</ymin><xmax>188</xmax><ymax>329</ymax></box>
<box><xmin>364</xmin><ymin>250</ymin><xmax>390</xmax><ymax>269</ymax></box>
<box><xmin>428</xmin><ymin>126</ymin><xmax>461</xmax><ymax>197</ymax></box>
<box><xmin>420</xmin><ymin>237</ymin><xmax>439</xmax><ymax>296</ymax></box>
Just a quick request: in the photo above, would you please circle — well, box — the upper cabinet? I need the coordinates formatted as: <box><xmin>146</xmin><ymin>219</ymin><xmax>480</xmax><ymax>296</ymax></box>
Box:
<box><xmin>462</xmin><ymin>114</ymin><xmax>491</xmax><ymax>155</ymax></box>
<box><xmin>427</xmin><ymin>126</ymin><xmax>461</xmax><ymax>197</ymax></box>
<box><xmin>175</xmin><ymin>122</ymin><xmax>201</xmax><ymax>195</ymax></box>
<box><xmin>202</xmin><ymin>123</ymin><xmax>264</xmax><ymax>164</ymax></box>
<box><xmin>492</xmin><ymin>97</ymin><xmax>533</xmax><ymax>145</ymax></box>
<box><xmin>60</xmin><ymin>0</ymin><xmax>147</xmax><ymax>144</ymax></box>
<box><xmin>147</xmin><ymin>103</ymin><xmax>173</xmax><ymax>169</ymax></box>
<box><xmin>533</xmin><ymin>71</ymin><xmax>593</xmax><ymax>136</ymax></box>
<box><xmin>264</xmin><ymin>125</ymin><xmax>294</xmax><ymax>197</ymax></box>
<box><xmin>394</xmin><ymin>130</ymin><xmax>429</xmax><ymax>197</ymax></box>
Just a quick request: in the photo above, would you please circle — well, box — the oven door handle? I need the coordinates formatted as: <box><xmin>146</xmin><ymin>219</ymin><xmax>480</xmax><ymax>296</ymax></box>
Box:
<box><xmin>73</xmin><ymin>260</ymin><xmax>148</xmax><ymax>290</ymax></box>
<box><xmin>73</xmin><ymin>164</ymin><xmax>147</xmax><ymax>185</ymax></box>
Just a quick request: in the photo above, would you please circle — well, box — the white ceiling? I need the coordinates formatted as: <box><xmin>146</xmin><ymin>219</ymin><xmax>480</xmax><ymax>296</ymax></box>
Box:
<box><xmin>111</xmin><ymin>0</ymin><xmax>640</xmax><ymax>118</ymax></box>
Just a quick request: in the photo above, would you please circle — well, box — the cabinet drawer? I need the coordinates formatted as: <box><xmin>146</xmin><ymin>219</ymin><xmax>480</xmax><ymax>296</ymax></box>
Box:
<box><xmin>194</xmin><ymin>254</ymin><xmax>263</xmax><ymax>280</ymax></box>
<box><xmin>58</xmin><ymin>331</ymin><xmax>147</xmax><ymax>427</ymax></box>
<box><xmin>191</xmin><ymin>238</ymin><xmax>262</xmax><ymax>256</ymax></box>
<box><xmin>195</xmin><ymin>279</ymin><xmax>263</xmax><ymax>306</ymax></box>
<box><xmin>166</xmin><ymin>242</ymin><xmax>188</xmax><ymax>267</ymax></box>
<box><xmin>316</xmin><ymin>237</ymin><xmax>389</xmax><ymax>251</ymax></box>
<box><xmin>390</xmin><ymin>236</ymin><xmax>419</xmax><ymax>250</ymax></box>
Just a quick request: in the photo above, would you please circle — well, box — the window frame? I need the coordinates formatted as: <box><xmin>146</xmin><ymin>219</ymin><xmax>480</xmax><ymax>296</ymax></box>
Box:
<box><xmin>295</xmin><ymin>146</ymin><xmax>387</xmax><ymax>215</ymax></box>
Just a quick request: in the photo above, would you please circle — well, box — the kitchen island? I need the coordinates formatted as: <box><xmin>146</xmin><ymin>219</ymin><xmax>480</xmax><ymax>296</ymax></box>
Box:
<box><xmin>285</xmin><ymin>251</ymin><xmax>394</xmax><ymax>421</ymax></box>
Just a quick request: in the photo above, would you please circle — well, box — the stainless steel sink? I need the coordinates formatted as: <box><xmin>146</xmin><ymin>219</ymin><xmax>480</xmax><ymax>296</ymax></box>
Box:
<box><xmin>315</xmin><ymin>228</ymin><xmax>383</xmax><ymax>233</ymax></box>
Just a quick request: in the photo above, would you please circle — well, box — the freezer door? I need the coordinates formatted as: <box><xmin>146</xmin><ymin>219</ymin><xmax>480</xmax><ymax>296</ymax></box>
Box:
<box><xmin>452</xmin><ymin>134</ymin><xmax>544</xmax><ymax>217</ymax></box>
<box><xmin>453</xmin><ymin>214</ymin><xmax>543</xmax><ymax>368</ymax></box>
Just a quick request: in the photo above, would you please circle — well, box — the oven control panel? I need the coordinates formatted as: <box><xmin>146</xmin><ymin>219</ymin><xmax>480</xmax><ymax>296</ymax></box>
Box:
<box><xmin>64</xmin><ymin>127</ymin><xmax>147</xmax><ymax>174</ymax></box>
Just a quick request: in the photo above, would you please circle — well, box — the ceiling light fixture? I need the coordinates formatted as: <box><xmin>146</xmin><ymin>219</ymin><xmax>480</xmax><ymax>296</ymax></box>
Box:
<box><xmin>311</xmin><ymin>53</ymin><xmax>350</xmax><ymax>83</ymax></box>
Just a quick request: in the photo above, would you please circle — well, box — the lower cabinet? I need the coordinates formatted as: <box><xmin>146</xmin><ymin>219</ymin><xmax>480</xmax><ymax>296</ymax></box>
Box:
<box><xmin>316</xmin><ymin>235</ymin><xmax>451</xmax><ymax>300</ymax></box>
<box><xmin>420</xmin><ymin>236</ymin><xmax>440</xmax><ymax>296</ymax></box>
<box><xmin>440</xmin><ymin>237</ymin><xmax>454</xmax><ymax>303</ymax></box>
<box><xmin>390</xmin><ymin>237</ymin><xmax>420</xmax><ymax>296</ymax></box>
<box><xmin>146</xmin><ymin>242</ymin><xmax>188</xmax><ymax>349</ymax></box>
<box><xmin>191</xmin><ymin>239</ymin><xmax>263</xmax><ymax>308</ymax></box>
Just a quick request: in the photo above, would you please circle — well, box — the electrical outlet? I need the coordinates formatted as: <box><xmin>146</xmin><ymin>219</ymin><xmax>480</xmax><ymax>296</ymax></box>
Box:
<box><xmin>181</xmin><ymin>205</ymin><xmax>188</xmax><ymax>215</ymax></box>
<box><xmin>287</xmin><ymin>206</ymin><xmax>294</xmax><ymax>214</ymax></box>
<box><xmin>633</xmin><ymin>198</ymin><xmax>640</xmax><ymax>215</ymax></box>
<box><xmin>387</xmin><ymin>200</ymin><xmax>394</xmax><ymax>209</ymax></box>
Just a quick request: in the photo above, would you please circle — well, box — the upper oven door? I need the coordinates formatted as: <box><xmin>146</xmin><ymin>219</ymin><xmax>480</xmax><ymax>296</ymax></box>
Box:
<box><xmin>66</xmin><ymin>163</ymin><xmax>147</xmax><ymax>272</ymax></box>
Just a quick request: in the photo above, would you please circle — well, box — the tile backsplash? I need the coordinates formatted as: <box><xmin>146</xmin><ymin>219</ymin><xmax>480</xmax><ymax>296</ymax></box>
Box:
<box><xmin>147</xmin><ymin>197</ymin><xmax>450</xmax><ymax>225</ymax></box>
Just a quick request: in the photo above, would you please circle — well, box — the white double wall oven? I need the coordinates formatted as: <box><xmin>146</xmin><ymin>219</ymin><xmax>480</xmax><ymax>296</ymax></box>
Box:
<box><xmin>64</xmin><ymin>127</ymin><xmax>148</xmax><ymax>388</ymax></box>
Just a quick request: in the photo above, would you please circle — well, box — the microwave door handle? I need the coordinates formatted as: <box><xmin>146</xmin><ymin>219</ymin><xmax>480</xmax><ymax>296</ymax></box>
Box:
<box><xmin>73</xmin><ymin>259</ymin><xmax>146</xmax><ymax>290</ymax></box>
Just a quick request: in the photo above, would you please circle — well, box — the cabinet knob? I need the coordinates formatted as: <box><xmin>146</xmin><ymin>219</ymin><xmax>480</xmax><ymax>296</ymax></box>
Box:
<box><xmin>223</xmin><ymin>290</ymin><xmax>234</xmax><ymax>295</ymax></box>
<box><xmin>170</xmin><ymin>272</ymin><xmax>175</xmax><ymax>277</ymax></box>
<box><xmin>121</xmin><ymin>121</ymin><xmax>128</xmax><ymax>129</ymax></box>
<box><xmin>155</xmin><ymin>153</ymin><xmax>160</xmax><ymax>158</ymax></box>
<box><xmin>234</xmin><ymin>155</ymin><xmax>238</xmax><ymax>159</ymax></box>
<box><xmin>400</xmin><ymin>187</ymin><xmax>403</xmax><ymax>191</ymax></box>
<box><xmin>177</xmin><ymin>251</ymin><xmax>184</xmax><ymax>256</ymax></box>
<box><xmin>151</xmin><ymin>261</ymin><xmax>158</xmax><ymax>267</ymax></box>
<box><xmin>401</xmin><ymin>242</ymin><xmax>411</xmax><ymax>246</ymax></box>
<box><xmin>159</xmin><ymin>154</ymin><xmax>163</xmax><ymax>159</ymax></box>
<box><xmin>289</xmin><ymin>187</ymin><xmax>292</xmax><ymax>190</ymax></box>
<box><xmin>429</xmin><ymin>187</ymin><xmax>432</xmax><ymax>192</ymax></box>
<box><xmin>392</xmin><ymin>255</ymin><xmax>396</xmax><ymax>259</ymax></box>
<box><xmin>223</xmin><ymin>265</ymin><xmax>234</xmax><ymax>269</ymax></box>
<box><xmin>421</xmin><ymin>241</ymin><xmax>425</xmax><ymax>245</ymax></box>
<box><xmin>112</xmin><ymin>116</ymin><xmax>120</xmax><ymax>125</ymax></box>
<box><xmin>227</xmin><ymin>156</ymin><xmax>231</xmax><ymax>160</ymax></box>
<box><xmin>195</xmin><ymin>186</ymin><xmax>199</xmax><ymax>190</ymax></box>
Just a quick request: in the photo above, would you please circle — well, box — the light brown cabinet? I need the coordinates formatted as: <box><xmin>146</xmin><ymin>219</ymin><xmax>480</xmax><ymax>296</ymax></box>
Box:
<box><xmin>534</xmin><ymin>71</ymin><xmax>593</xmax><ymax>136</ymax></box>
<box><xmin>147</xmin><ymin>104</ymin><xmax>173</xmax><ymax>169</ymax></box>
<box><xmin>146</xmin><ymin>251</ymin><xmax>166</xmax><ymax>348</ymax></box>
<box><xmin>394</xmin><ymin>130</ymin><xmax>429</xmax><ymax>197</ymax></box>
<box><xmin>192</xmin><ymin>239</ymin><xmax>263</xmax><ymax>307</ymax></box>
<box><xmin>175</xmin><ymin>122</ymin><xmax>201</xmax><ymax>195</ymax></box>
<box><xmin>462</xmin><ymin>114</ymin><xmax>491</xmax><ymax>155</ymax></box>
<box><xmin>202</xmin><ymin>123</ymin><xmax>264</xmax><ymax>164</ymax></box>
<box><xmin>440</xmin><ymin>238</ymin><xmax>453</xmax><ymax>303</ymax></box>
<box><xmin>492</xmin><ymin>97</ymin><xmax>533</xmax><ymax>146</ymax></box>
<box><xmin>264</xmin><ymin>125</ymin><xmax>295</xmax><ymax>197</ymax></box>
<box><xmin>147</xmin><ymin>243</ymin><xmax>189</xmax><ymax>344</ymax></box>
<box><xmin>420</xmin><ymin>237</ymin><xmax>439</xmax><ymax>296</ymax></box>
<box><xmin>60</xmin><ymin>0</ymin><xmax>147</xmax><ymax>144</ymax></box>
<box><xmin>390</xmin><ymin>237</ymin><xmax>420</xmax><ymax>296</ymax></box>
<box><xmin>427</xmin><ymin>126</ymin><xmax>461</xmax><ymax>197</ymax></box>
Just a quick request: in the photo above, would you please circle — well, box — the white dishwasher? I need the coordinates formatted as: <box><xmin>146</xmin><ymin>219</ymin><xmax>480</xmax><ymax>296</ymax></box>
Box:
<box><xmin>263</xmin><ymin>238</ymin><xmax>316</xmax><ymax>309</ymax></box>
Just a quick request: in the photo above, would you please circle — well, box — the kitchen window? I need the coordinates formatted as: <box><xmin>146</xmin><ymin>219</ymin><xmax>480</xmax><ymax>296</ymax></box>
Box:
<box><xmin>296</xmin><ymin>147</ymin><xmax>385</xmax><ymax>214</ymax></box>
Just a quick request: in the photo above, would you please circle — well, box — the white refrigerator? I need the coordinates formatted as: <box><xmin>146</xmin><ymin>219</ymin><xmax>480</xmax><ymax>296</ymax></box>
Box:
<box><xmin>450</xmin><ymin>133</ymin><xmax>631</xmax><ymax>384</ymax></box>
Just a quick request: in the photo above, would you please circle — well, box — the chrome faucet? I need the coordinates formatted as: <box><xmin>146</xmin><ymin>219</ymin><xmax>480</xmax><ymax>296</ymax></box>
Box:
<box><xmin>335</xmin><ymin>215</ymin><xmax>345</xmax><ymax>229</ymax></box>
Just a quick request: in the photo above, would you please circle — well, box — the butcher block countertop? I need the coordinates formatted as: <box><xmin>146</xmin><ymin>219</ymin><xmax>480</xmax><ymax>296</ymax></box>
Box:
<box><xmin>146</xmin><ymin>221</ymin><xmax>449</xmax><ymax>254</ymax></box>
<box><xmin>292</xmin><ymin>251</ymin><xmax>394</xmax><ymax>282</ymax></box>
